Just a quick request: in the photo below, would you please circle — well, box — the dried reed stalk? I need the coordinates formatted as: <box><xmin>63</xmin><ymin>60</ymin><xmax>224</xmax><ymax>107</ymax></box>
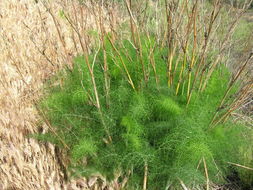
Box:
<box><xmin>143</xmin><ymin>162</ymin><xmax>148</xmax><ymax>190</ymax></box>
<box><xmin>125</xmin><ymin>0</ymin><xmax>147</xmax><ymax>82</ymax></box>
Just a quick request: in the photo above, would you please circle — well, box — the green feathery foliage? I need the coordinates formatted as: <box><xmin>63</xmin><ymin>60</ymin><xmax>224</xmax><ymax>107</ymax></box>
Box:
<box><xmin>37</xmin><ymin>37</ymin><xmax>253</xmax><ymax>189</ymax></box>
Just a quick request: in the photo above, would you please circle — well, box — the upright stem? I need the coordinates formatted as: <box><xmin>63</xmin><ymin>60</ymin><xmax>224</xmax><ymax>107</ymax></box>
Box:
<box><xmin>187</xmin><ymin>1</ymin><xmax>198</xmax><ymax>97</ymax></box>
<box><xmin>187</xmin><ymin>0</ymin><xmax>221</xmax><ymax>105</ymax></box>
<box><xmin>176</xmin><ymin>43</ymin><xmax>188</xmax><ymax>95</ymax></box>
<box><xmin>125</xmin><ymin>0</ymin><xmax>147</xmax><ymax>82</ymax></box>
<box><xmin>143</xmin><ymin>162</ymin><xmax>148</xmax><ymax>190</ymax></box>
<box><xmin>43</xmin><ymin>2</ymin><xmax>72</xmax><ymax>69</ymax></box>
<box><xmin>63</xmin><ymin>7</ymin><xmax>113</xmax><ymax>142</ymax></box>
<box><xmin>165</xmin><ymin>0</ymin><xmax>174</xmax><ymax>87</ymax></box>
<box><xmin>107</xmin><ymin>36</ymin><xmax>136</xmax><ymax>90</ymax></box>
<box><xmin>98</xmin><ymin>2</ymin><xmax>110</xmax><ymax>107</ymax></box>
<box><xmin>203</xmin><ymin>157</ymin><xmax>210</xmax><ymax>190</ymax></box>
<box><xmin>198</xmin><ymin>0</ymin><xmax>221</xmax><ymax>91</ymax></box>
<box><xmin>149</xmin><ymin>42</ymin><xmax>159</xmax><ymax>87</ymax></box>
<box><xmin>176</xmin><ymin>1</ymin><xmax>197</xmax><ymax>95</ymax></box>
<box><xmin>128</xmin><ymin>0</ymin><xmax>137</xmax><ymax>46</ymax></box>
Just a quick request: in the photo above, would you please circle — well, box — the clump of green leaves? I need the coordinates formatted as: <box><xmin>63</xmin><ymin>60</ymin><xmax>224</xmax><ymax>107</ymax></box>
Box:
<box><xmin>38</xmin><ymin>38</ymin><xmax>252</xmax><ymax>189</ymax></box>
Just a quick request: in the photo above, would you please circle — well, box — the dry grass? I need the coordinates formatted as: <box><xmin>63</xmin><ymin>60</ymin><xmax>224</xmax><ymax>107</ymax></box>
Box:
<box><xmin>0</xmin><ymin>0</ymin><xmax>121</xmax><ymax>189</ymax></box>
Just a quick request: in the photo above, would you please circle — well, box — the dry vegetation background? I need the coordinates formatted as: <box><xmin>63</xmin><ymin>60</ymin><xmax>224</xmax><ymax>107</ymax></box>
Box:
<box><xmin>0</xmin><ymin>0</ymin><xmax>121</xmax><ymax>189</ymax></box>
<box><xmin>0</xmin><ymin>0</ymin><xmax>252</xmax><ymax>189</ymax></box>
